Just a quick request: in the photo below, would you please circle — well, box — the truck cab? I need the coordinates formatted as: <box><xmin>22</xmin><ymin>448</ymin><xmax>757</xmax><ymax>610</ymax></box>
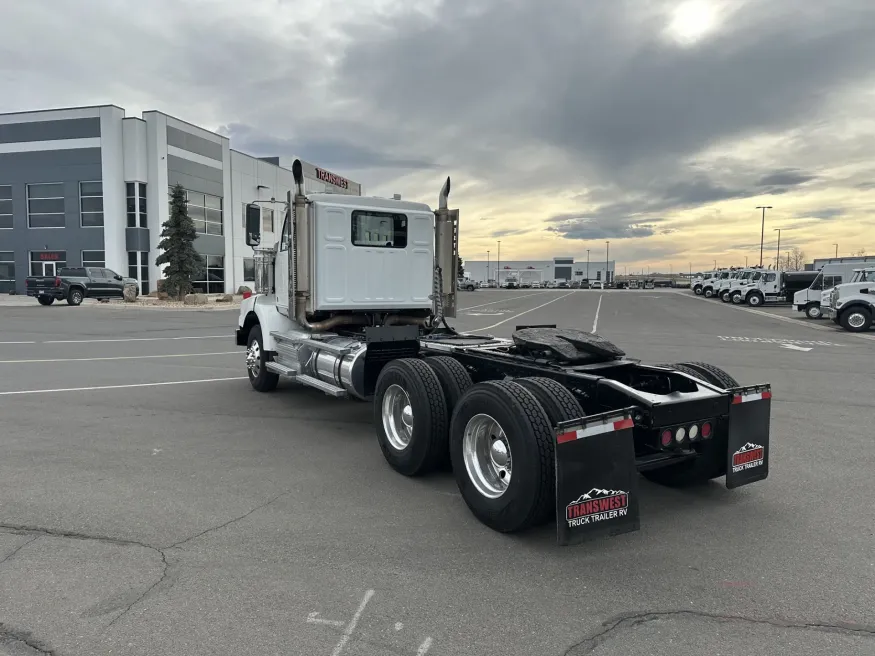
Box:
<box><xmin>826</xmin><ymin>268</ymin><xmax>875</xmax><ymax>332</ymax></box>
<box><xmin>723</xmin><ymin>268</ymin><xmax>759</xmax><ymax>302</ymax></box>
<box><xmin>795</xmin><ymin>264</ymin><xmax>859</xmax><ymax>320</ymax></box>
<box><xmin>702</xmin><ymin>270</ymin><xmax>729</xmax><ymax>298</ymax></box>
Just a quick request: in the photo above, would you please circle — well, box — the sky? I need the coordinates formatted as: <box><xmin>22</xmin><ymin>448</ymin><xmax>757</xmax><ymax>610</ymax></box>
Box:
<box><xmin>2</xmin><ymin>0</ymin><xmax>874</xmax><ymax>272</ymax></box>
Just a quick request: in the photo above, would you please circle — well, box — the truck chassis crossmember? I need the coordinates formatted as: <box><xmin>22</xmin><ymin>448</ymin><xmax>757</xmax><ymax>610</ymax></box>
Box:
<box><xmin>235</xmin><ymin>163</ymin><xmax>773</xmax><ymax>544</ymax></box>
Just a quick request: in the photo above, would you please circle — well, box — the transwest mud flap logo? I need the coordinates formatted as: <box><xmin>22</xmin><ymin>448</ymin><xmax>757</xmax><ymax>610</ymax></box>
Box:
<box><xmin>566</xmin><ymin>488</ymin><xmax>629</xmax><ymax>527</ymax></box>
<box><xmin>732</xmin><ymin>442</ymin><xmax>764</xmax><ymax>472</ymax></box>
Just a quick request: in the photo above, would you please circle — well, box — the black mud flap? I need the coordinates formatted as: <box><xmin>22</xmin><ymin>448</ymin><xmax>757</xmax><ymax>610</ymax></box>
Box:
<box><xmin>554</xmin><ymin>409</ymin><xmax>640</xmax><ymax>546</ymax></box>
<box><xmin>725</xmin><ymin>385</ymin><xmax>772</xmax><ymax>489</ymax></box>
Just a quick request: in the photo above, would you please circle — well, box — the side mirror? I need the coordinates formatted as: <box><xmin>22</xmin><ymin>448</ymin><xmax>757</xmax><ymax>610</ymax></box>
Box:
<box><xmin>115</xmin><ymin>275</ymin><xmax>122</xmax><ymax>281</ymax></box>
<box><xmin>245</xmin><ymin>203</ymin><xmax>261</xmax><ymax>247</ymax></box>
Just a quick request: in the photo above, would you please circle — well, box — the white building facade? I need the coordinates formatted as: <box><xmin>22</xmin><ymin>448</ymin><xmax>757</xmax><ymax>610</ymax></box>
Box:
<box><xmin>0</xmin><ymin>105</ymin><xmax>360</xmax><ymax>295</ymax></box>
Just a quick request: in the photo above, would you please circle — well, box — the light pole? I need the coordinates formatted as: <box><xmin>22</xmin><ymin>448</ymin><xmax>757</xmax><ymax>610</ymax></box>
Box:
<box><xmin>487</xmin><ymin>250</ymin><xmax>490</xmax><ymax>282</ymax></box>
<box><xmin>833</xmin><ymin>243</ymin><xmax>838</xmax><ymax>258</ymax></box>
<box><xmin>745</xmin><ymin>256</ymin><xmax>748</xmax><ymax>267</ymax></box>
<box><xmin>774</xmin><ymin>229</ymin><xmax>782</xmax><ymax>270</ymax></box>
<box><xmin>497</xmin><ymin>241</ymin><xmax>501</xmax><ymax>280</ymax></box>
<box><xmin>714</xmin><ymin>259</ymin><xmax>717</xmax><ymax>269</ymax></box>
<box><xmin>605</xmin><ymin>241</ymin><xmax>610</xmax><ymax>284</ymax></box>
<box><xmin>756</xmin><ymin>206</ymin><xmax>772</xmax><ymax>266</ymax></box>
<box><xmin>586</xmin><ymin>249</ymin><xmax>590</xmax><ymax>281</ymax></box>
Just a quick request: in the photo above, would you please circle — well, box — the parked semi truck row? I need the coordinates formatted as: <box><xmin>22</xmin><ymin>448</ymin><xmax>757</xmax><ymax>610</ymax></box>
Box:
<box><xmin>233</xmin><ymin>163</ymin><xmax>773</xmax><ymax>545</ymax></box>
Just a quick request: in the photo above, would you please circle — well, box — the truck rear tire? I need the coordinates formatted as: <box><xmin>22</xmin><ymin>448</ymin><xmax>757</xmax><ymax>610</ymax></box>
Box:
<box><xmin>246</xmin><ymin>325</ymin><xmax>279</xmax><ymax>392</ymax></box>
<box><xmin>839</xmin><ymin>307</ymin><xmax>872</xmax><ymax>332</ymax></box>
<box><xmin>450</xmin><ymin>381</ymin><xmax>555</xmax><ymax>532</ymax></box>
<box><xmin>375</xmin><ymin>358</ymin><xmax>448</xmax><ymax>477</ymax></box>
<box><xmin>675</xmin><ymin>361</ymin><xmax>739</xmax><ymax>389</ymax></box>
<box><xmin>720</xmin><ymin>290</ymin><xmax>732</xmax><ymax>303</ymax></box>
<box><xmin>805</xmin><ymin>303</ymin><xmax>823</xmax><ymax>320</ymax></box>
<box><xmin>67</xmin><ymin>288</ymin><xmax>84</xmax><ymax>306</ymax></box>
<box><xmin>511</xmin><ymin>377</ymin><xmax>584</xmax><ymax>426</ymax></box>
<box><xmin>731</xmin><ymin>292</ymin><xmax>743</xmax><ymax>304</ymax></box>
<box><xmin>424</xmin><ymin>356</ymin><xmax>472</xmax><ymax>415</ymax></box>
<box><xmin>37</xmin><ymin>296</ymin><xmax>54</xmax><ymax>306</ymax></box>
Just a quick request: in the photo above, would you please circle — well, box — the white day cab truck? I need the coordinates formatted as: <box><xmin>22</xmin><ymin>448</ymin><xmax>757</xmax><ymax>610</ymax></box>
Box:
<box><xmin>732</xmin><ymin>270</ymin><xmax>817</xmax><ymax>307</ymax></box>
<box><xmin>825</xmin><ymin>268</ymin><xmax>875</xmax><ymax>332</ymax></box>
<box><xmin>793</xmin><ymin>262</ymin><xmax>871</xmax><ymax>320</ymax></box>
<box><xmin>235</xmin><ymin>162</ymin><xmax>774</xmax><ymax>544</ymax></box>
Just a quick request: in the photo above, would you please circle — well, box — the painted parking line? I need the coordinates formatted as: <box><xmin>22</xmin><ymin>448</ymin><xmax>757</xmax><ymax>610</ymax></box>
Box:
<box><xmin>673</xmin><ymin>292</ymin><xmax>875</xmax><ymax>341</ymax></box>
<box><xmin>468</xmin><ymin>291</ymin><xmax>578</xmax><ymax>332</ymax></box>
<box><xmin>0</xmin><ymin>351</ymin><xmax>239</xmax><ymax>364</ymax></box>
<box><xmin>458</xmin><ymin>290</ymin><xmax>550</xmax><ymax>312</ymax></box>
<box><xmin>0</xmin><ymin>377</ymin><xmax>247</xmax><ymax>396</ymax></box>
<box><xmin>43</xmin><ymin>335</ymin><xmax>229</xmax><ymax>344</ymax></box>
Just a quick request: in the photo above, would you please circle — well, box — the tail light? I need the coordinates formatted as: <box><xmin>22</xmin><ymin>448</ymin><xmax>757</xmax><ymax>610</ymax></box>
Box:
<box><xmin>675</xmin><ymin>427</ymin><xmax>686</xmax><ymax>443</ymax></box>
<box><xmin>55</xmin><ymin>277</ymin><xmax>61</xmax><ymax>287</ymax></box>
<box><xmin>25</xmin><ymin>279</ymin><xmax>29</xmax><ymax>287</ymax></box>
<box><xmin>660</xmin><ymin>429</ymin><xmax>672</xmax><ymax>447</ymax></box>
<box><xmin>688</xmin><ymin>424</ymin><xmax>699</xmax><ymax>440</ymax></box>
<box><xmin>701</xmin><ymin>422</ymin><xmax>713</xmax><ymax>439</ymax></box>
<box><xmin>242</xmin><ymin>291</ymin><xmax>252</xmax><ymax>299</ymax></box>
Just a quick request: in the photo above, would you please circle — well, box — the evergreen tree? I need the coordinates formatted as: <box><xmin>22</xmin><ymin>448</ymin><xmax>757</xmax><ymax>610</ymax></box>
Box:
<box><xmin>156</xmin><ymin>184</ymin><xmax>204</xmax><ymax>300</ymax></box>
<box><xmin>457</xmin><ymin>256</ymin><xmax>465</xmax><ymax>278</ymax></box>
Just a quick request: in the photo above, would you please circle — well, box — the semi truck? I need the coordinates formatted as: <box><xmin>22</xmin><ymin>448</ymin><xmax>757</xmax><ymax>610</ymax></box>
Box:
<box><xmin>793</xmin><ymin>262</ymin><xmax>868</xmax><ymax>320</ymax></box>
<box><xmin>732</xmin><ymin>270</ymin><xmax>818</xmax><ymax>306</ymax></box>
<box><xmin>234</xmin><ymin>163</ymin><xmax>772</xmax><ymax>544</ymax></box>
<box><xmin>825</xmin><ymin>268</ymin><xmax>875</xmax><ymax>332</ymax></box>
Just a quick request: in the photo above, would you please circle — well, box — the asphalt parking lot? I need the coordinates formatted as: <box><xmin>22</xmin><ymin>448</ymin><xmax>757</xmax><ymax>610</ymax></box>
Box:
<box><xmin>1</xmin><ymin>290</ymin><xmax>873</xmax><ymax>656</ymax></box>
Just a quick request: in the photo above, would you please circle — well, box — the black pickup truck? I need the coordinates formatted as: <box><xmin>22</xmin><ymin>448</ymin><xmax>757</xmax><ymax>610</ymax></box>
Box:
<box><xmin>25</xmin><ymin>267</ymin><xmax>139</xmax><ymax>306</ymax></box>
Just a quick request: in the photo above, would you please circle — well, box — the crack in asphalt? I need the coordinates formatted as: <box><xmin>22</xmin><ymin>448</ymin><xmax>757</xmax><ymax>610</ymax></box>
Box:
<box><xmin>0</xmin><ymin>624</ymin><xmax>55</xmax><ymax>655</ymax></box>
<box><xmin>563</xmin><ymin>610</ymin><xmax>875</xmax><ymax>655</ymax></box>
<box><xmin>166</xmin><ymin>490</ymin><xmax>290</xmax><ymax>551</ymax></box>
<box><xmin>1</xmin><ymin>491</ymin><xmax>291</xmax><ymax>635</ymax></box>
<box><xmin>0</xmin><ymin>535</ymin><xmax>39</xmax><ymax>566</ymax></box>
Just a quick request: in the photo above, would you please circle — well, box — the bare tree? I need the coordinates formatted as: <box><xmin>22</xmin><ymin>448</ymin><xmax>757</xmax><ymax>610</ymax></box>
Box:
<box><xmin>779</xmin><ymin>247</ymin><xmax>806</xmax><ymax>271</ymax></box>
<box><xmin>852</xmin><ymin>248</ymin><xmax>868</xmax><ymax>257</ymax></box>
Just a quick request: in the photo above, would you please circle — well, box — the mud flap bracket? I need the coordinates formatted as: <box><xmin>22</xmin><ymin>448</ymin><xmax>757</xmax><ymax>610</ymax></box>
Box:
<box><xmin>554</xmin><ymin>408</ymin><xmax>640</xmax><ymax>546</ymax></box>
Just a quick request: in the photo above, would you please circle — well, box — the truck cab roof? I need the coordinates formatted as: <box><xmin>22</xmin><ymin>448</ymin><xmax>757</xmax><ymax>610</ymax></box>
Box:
<box><xmin>308</xmin><ymin>193</ymin><xmax>432</xmax><ymax>214</ymax></box>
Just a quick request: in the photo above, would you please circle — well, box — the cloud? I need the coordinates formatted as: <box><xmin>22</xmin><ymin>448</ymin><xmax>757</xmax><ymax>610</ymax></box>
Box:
<box><xmin>796</xmin><ymin>207</ymin><xmax>845</xmax><ymax>220</ymax></box>
<box><xmin>757</xmin><ymin>169</ymin><xmax>816</xmax><ymax>186</ymax></box>
<box><xmin>1</xmin><ymin>0</ymin><xmax>874</xmax><ymax>268</ymax></box>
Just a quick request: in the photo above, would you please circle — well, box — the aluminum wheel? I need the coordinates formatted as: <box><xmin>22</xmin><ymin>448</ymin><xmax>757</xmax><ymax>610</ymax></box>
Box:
<box><xmin>382</xmin><ymin>384</ymin><xmax>414</xmax><ymax>451</ymax></box>
<box><xmin>463</xmin><ymin>413</ymin><xmax>512</xmax><ymax>499</ymax></box>
<box><xmin>246</xmin><ymin>340</ymin><xmax>261</xmax><ymax>377</ymax></box>
<box><xmin>847</xmin><ymin>312</ymin><xmax>866</xmax><ymax>329</ymax></box>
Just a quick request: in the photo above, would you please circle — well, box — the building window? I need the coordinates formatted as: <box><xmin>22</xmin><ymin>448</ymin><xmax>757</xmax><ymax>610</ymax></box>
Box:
<box><xmin>82</xmin><ymin>250</ymin><xmax>105</xmax><ymax>268</ymax></box>
<box><xmin>29</xmin><ymin>251</ymin><xmax>66</xmax><ymax>276</ymax></box>
<box><xmin>172</xmin><ymin>187</ymin><xmax>223</xmax><ymax>236</ymax></box>
<box><xmin>243</xmin><ymin>257</ymin><xmax>255</xmax><ymax>281</ymax></box>
<box><xmin>192</xmin><ymin>255</ymin><xmax>224</xmax><ymax>294</ymax></box>
<box><xmin>80</xmin><ymin>181</ymin><xmax>104</xmax><ymax>227</ymax></box>
<box><xmin>351</xmin><ymin>210</ymin><xmax>407</xmax><ymax>248</ymax></box>
<box><xmin>27</xmin><ymin>183</ymin><xmax>65</xmax><ymax>228</ymax></box>
<box><xmin>0</xmin><ymin>186</ymin><xmax>11</xmax><ymax>229</ymax></box>
<box><xmin>128</xmin><ymin>252</ymin><xmax>151</xmax><ymax>295</ymax></box>
<box><xmin>127</xmin><ymin>182</ymin><xmax>147</xmax><ymax>228</ymax></box>
<box><xmin>0</xmin><ymin>252</ymin><xmax>14</xmax><ymax>293</ymax></box>
<box><xmin>262</xmin><ymin>207</ymin><xmax>274</xmax><ymax>233</ymax></box>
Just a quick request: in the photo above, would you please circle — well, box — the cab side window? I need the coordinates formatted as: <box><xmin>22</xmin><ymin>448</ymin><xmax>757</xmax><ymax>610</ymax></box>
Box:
<box><xmin>764</xmin><ymin>273</ymin><xmax>777</xmax><ymax>282</ymax></box>
<box><xmin>280</xmin><ymin>217</ymin><xmax>290</xmax><ymax>252</ymax></box>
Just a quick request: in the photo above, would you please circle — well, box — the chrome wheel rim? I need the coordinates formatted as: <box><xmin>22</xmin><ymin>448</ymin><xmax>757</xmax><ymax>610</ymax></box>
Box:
<box><xmin>848</xmin><ymin>312</ymin><xmax>865</xmax><ymax>329</ymax></box>
<box><xmin>463</xmin><ymin>413</ymin><xmax>512</xmax><ymax>499</ymax></box>
<box><xmin>246</xmin><ymin>340</ymin><xmax>261</xmax><ymax>377</ymax></box>
<box><xmin>73</xmin><ymin>292</ymin><xmax>82</xmax><ymax>303</ymax></box>
<box><xmin>382</xmin><ymin>384</ymin><xmax>413</xmax><ymax>450</ymax></box>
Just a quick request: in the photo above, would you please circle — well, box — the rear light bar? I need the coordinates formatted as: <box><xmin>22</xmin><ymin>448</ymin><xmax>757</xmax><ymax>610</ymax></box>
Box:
<box><xmin>55</xmin><ymin>277</ymin><xmax>62</xmax><ymax>287</ymax></box>
<box><xmin>659</xmin><ymin>421</ymin><xmax>714</xmax><ymax>449</ymax></box>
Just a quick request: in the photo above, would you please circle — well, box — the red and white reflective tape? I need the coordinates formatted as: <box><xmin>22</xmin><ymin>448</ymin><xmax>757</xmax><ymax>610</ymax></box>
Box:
<box><xmin>732</xmin><ymin>390</ymin><xmax>772</xmax><ymax>404</ymax></box>
<box><xmin>557</xmin><ymin>417</ymin><xmax>634</xmax><ymax>444</ymax></box>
